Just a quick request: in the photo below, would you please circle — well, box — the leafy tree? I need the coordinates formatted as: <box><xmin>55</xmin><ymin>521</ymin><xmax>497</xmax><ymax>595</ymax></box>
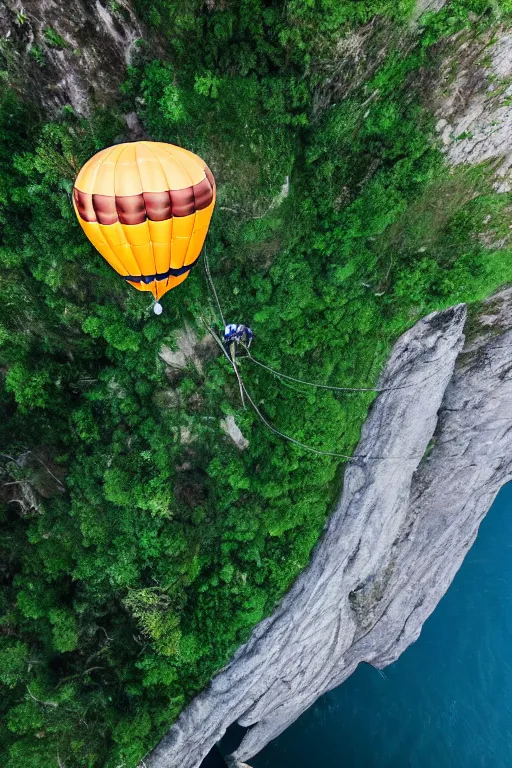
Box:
<box><xmin>0</xmin><ymin>1</ymin><xmax>511</xmax><ymax>765</ymax></box>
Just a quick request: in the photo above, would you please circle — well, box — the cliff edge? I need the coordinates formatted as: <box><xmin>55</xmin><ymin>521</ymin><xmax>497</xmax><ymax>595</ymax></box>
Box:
<box><xmin>145</xmin><ymin>290</ymin><xmax>512</xmax><ymax>767</ymax></box>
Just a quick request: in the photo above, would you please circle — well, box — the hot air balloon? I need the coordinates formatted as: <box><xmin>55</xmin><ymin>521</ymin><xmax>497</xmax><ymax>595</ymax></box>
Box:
<box><xmin>73</xmin><ymin>141</ymin><xmax>216</xmax><ymax>312</ymax></box>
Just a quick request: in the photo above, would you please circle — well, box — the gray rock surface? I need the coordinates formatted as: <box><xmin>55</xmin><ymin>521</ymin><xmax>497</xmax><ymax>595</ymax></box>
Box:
<box><xmin>432</xmin><ymin>29</ymin><xmax>512</xmax><ymax>188</ymax></box>
<box><xmin>220</xmin><ymin>415</ymin><xmax>250</xmax><ymax>451</ymax></box>
<box><xmin>159</xmin><ymin>325</ymin><xmax>218</xmax><ymax>376</ymax></box>
<box><xmin>145</xmin><ymin>292</ymin><xmax>512</xmax><ymax>767</ymax></box>
<box><xmin>413</xmin><ymin>0</ymin><xmax>448</xmax><ymax>20</ymax></box>
<box><xmin>0</xmin><ymin>0</ymin><xmax>144</xmax><ymax>115</ymax></box>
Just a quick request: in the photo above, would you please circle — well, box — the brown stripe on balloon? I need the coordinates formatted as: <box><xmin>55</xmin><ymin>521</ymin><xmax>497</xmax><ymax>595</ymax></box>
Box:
<box><xmin>170</xmin><ymin>187</ymin><xmax>195</xmax><ymax>217</ymax></box>
<box><xmin>74</xmin><ymin>178</ymin><xmax>214</xmax><ymax>225</ymax></box>
<box><xmin>204</xmin><ymin>166</ymin><xmax>216</xmax><ymax>193</ymax></box>
<box><xmin>144</xmin><ymin>191</ymin><xmax>172</xmax><ymax>222</ymax></box>
<box><xmin>93</xmin><ymin>194</ymin><xmax>118</xmax><ymax>226</ymax></box>
<box><xmin>116</xmin><ymin>193</ymin><xmax>146</xmax><ymax>225</ymax></box>
<box><xmin>74</xmin><ymin>189</ymin><xmax>97</xmax><ymax>222</ymax></box>
<box><xmin>193</xmin><ymin>177</ymin><xmax>214</xmax><ymax>210</ymax></box>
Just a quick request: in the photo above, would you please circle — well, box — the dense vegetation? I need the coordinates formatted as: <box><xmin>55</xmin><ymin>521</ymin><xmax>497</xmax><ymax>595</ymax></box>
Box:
<box><xmin>1</xmin><ymin>0</ymin><xmax>511</xmax><ymax>765</ymax></box>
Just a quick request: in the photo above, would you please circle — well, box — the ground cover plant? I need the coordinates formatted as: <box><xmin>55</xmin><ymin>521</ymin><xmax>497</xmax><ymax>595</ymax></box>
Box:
<box><xmin>0</xmin><ymin>0</ymin><xmax>511</xmax><ymax>765</ymax></box>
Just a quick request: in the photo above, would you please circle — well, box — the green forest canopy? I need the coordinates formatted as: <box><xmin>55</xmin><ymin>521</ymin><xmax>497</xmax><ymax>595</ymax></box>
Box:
<box><xmin>1</xmin><ymin>0</ymin><xmax>511</xmax><ymax>765</ymax></box>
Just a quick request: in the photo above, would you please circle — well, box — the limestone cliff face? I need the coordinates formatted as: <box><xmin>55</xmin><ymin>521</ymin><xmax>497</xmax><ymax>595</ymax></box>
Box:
<box><xmin>431</xmin><ymin>28</ymin><xmax>512</xmax><ymax>189</ymax></box>
<box><xmin>0</xmin><ymin>0</ymin><xmax>144</xmax><ymax>115</ymax></box>
<box><xmin>144</xmin><ymin>290</ymin><xmax>512</xmax><ymax>768</ymax></box>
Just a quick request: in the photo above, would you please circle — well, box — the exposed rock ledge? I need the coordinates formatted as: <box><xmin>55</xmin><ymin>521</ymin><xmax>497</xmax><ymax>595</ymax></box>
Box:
<box><xmin>145</xmin><ymin>289</ymin><xmax>512</xmax><ymax>768</ymax></box>
<box><xmin>432</xmin><ymin>28</ymin><xmax>512</xmax><ymax>189</ymax></box>
<box><xmin>0</xmin><ymin>0</ymin><xmax>144</xmax><ymax>115</ymax></box>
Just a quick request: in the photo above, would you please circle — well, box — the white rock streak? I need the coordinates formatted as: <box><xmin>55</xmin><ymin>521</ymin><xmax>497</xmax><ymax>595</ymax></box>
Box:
<box><xmin>220</xmin><ymin>415</ymin><xmax>250</xmax><ymax>451</ymax></box>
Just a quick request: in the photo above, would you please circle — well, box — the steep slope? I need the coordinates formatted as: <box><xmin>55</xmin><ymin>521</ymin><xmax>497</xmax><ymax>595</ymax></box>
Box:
<box><xmin>0</xmin><ymin>0</ymin><xmax>144</xmax><ymax>115</ymax></box>
<box><xmin>146</xmin><ymin>290</ymin><xmax>512</xmax><ymax>768</ymax></box>
<box><xmin>431</xmin><ymin>26</ymin><xmax>512</xmax><ymax>189</ymax></box>
<box><xmin>1</xmin><ymin>2</ymin><xmax>512</xmax><ymax>766</ymax></box>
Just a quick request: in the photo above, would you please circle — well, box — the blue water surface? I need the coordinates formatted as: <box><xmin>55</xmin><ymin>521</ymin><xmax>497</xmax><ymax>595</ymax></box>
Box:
<box><xmin>252</xmin><ymin>482</ymin><xmax>512</xmax><ymax>768</ymax></box>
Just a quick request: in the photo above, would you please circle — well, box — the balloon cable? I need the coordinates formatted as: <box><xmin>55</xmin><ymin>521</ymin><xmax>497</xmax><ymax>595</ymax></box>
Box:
<box><xmin>199</xmin><ymin>318</ymin><xmax>423</xmax><ymax>463</ymax></box>
<box><xmin>202</xmin><ymin>256</ymin><xmax>442</xmax><ymax>396</ymax></box>
<box><xmin>240</xmin><ymin>346</ymin><xmax>444</xmax><ymax>395</ymax></box>
<box><xmin>203</xmin><ymin>247</ymin><xmax>226</xmax><ymax>327</ymax></box>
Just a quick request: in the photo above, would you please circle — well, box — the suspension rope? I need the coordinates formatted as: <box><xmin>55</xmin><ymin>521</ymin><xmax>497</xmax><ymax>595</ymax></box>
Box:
<box><xmin>203</xmin><ymin>246</ymin><xmax>226</xmax><ymax>327</ymax></box>
<box><xmin>199</xmin><ymin>253</ymin><xmax>436</xmax><ymax>462</ymax></box>
<box><xmin>202</xmin><ymin>255</ymin><xmax>441</xmax><ymax>396</ymax></box>
<box><xmin>241</xmin><ymin>346</ymin><xmax>444</xmax><ymax>395</ymax></box>
<box><xmin>242</xmin><ymin>347</ymin><xmax>379</xmax><ymax>393</ymax></box>
<box><xmin>199</xmin><ymin>318</ymin><xmax>422</xmax><ymax>463</ymax></box>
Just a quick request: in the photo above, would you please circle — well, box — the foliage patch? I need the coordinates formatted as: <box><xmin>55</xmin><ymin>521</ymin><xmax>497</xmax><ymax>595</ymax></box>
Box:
<box><xmin>0</xmin><ymin>1</ymin><xmax>511</xmax><ymax>765</ymax></box>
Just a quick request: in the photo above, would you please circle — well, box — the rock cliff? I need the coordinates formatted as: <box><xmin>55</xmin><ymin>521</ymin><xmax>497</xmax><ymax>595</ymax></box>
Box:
<box><xmin>431</xmin><ymin>27</ymin><xmax>512</xmax><ymax>189</ymax></box>
<box><xmin>0</xmin><ymin>0</ymin><xmax>144</xmax><ymax>115</ymax></box>
<box><xmin>144</xmin><ymin>289</ymin><xmax>512</xmax><ymax>768</ymax></box>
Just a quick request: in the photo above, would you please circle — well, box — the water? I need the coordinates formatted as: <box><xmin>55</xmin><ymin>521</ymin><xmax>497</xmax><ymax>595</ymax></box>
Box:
<box><xmin>252</xmin><ymin>483</ymin><xmax>512</xmax><ymax>768</ymax></box>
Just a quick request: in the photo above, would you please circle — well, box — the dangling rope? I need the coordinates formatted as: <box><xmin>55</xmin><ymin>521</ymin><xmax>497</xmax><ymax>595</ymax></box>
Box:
<box><xmin>241</xmin><ymin>346</ymin><xmax>445</xmax><ymax>395</ymax></box>
<box><xmin>239</xmin><ymin>380</ymin><xmax>355</xmax><ymax>460</ymax></box>
<box><xmin>202</xmin><ymin>254</ymin><xmax>245</xmax><ymax>404</ymax></box>
<box><xmin>199</xmin><ymin>317</ymin><xmax>423</xmax><ymax>463</ymax></box>
<box><xmin>241</xmin><ymin>347</ymin><xmax>379</xmax><ymax>393</ymax></box>
<box><xmin>203</xmin><ymin>246</ymin><xmax>226</xmax><ymax>327</ymax></box>
<box><xmin>202</xmin><ymin>252</ymin><xmax>441</xmax><ymax>396</ymax></box>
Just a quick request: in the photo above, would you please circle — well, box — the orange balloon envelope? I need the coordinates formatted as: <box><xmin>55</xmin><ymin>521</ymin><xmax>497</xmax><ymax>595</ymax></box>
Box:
<box><xmin>73</xmin><ymin>141</ymin><xmax>216</xmax><ymax>305</ymax></box>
